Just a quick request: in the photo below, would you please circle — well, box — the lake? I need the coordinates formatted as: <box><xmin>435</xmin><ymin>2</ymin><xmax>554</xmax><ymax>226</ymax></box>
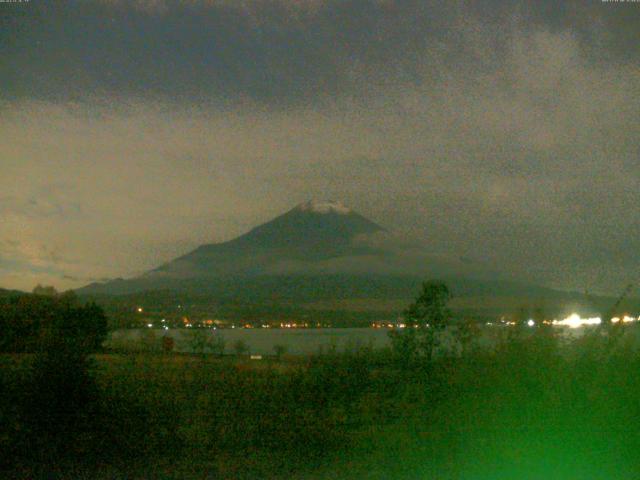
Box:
<box><xmin>106</xmin><ymin>327</ymin><xmax>393</xmax><ymax>355</ymax></box>
<box><xmin>106</xmin><ymin>324</ymin><xmax>640</xmax><ymax>356</ymax></box>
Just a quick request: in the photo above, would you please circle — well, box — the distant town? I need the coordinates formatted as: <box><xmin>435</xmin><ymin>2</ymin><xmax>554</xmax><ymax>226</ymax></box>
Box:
<box><xmin>127</xmin><ymin>304</ymin><xmax>640</xmax><ymax>331</ymax></box>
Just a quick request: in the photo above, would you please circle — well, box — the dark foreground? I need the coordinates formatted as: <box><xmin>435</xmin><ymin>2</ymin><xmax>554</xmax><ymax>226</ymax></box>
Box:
<box><xmin>2</xmin><ymin>328</ymin><xmax>640</xmax><ymax>479</ymax></box>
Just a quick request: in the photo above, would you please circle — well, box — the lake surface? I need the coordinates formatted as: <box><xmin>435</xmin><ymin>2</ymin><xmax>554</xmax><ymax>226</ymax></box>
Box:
<box><xmin>107</xmin><ymin>328</ymin><xmax>392</xmax><ymax>355</ymax></box>
<box><xmin>106</xmin><ymin>324</ymin><xmax>640</xmax><ymax>356</ymax></box>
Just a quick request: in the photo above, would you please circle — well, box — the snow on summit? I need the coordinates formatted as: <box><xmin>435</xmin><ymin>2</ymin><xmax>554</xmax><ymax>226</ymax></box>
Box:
<box><xmin>295</xmin><ymin>200</ymin><xmax>352</xmax><ymax>215</ymax></box>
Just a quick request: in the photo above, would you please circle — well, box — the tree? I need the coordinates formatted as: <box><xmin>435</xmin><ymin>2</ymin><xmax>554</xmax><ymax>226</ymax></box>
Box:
<box><xmin>162</xmin><ymin>335</ymin><xmax>175</xmax><ymax>353</ymax></box>
<box><xmin>0</xmin><ymin>292</ymin><xmax>107</xmax><ymax>354</ymax></box>
<box><xmin>73</xmin><ymin>301</ymin><xmax>109</xmax><ymax>353</ymax></box>
<box><xmin>23</xmin><ymin>296</ymin><xmax>109</xmax><ymax>453</ymax></box>
<box><xmin>455</xmin><ymin>317</ymin><xmax>481</xmax><ymax>356</ymax></box>
<box><xmin>273</xmin><ymin>344</ymin><xmax>287</xmax><ymax>360</ymax></box>
<box><xmin>189</xmin><ymin>329</ymin><xmax>226</xmax><ymax>357</ymax></box>
<box><xmin>233</xmin><ymin>339</ymin><xmax>249</xmax><ymax>356</ymax></box>
<box><xmin>210</xmin><ymin>333</ymin><xmax>226</xmax><ymax>357</ymax></box>
<box><xmin>389</xmin><ymin>281</ymin><xmax>452</xmax><ymax>365</ymax></box>
<box><xmin>190</xmin><ymin>328</ymin><xmax>210</xmax><ymax>357</ymax></box>
<box><xmin>32</xmin><ymin>284</ymin><xmax>58</xmax><ymax>297</ymax></box>
<box><xmin>388</xmin><ymin>324</ymin><xmax>418</xmax><ymax>368</ymax></box>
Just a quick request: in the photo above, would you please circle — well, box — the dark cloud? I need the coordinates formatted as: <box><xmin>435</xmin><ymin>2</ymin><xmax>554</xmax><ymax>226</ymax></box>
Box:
<box><xmin>2</xmin><ymin>0</ymin><xmax>638</xmax><ymax>103</ymax></box>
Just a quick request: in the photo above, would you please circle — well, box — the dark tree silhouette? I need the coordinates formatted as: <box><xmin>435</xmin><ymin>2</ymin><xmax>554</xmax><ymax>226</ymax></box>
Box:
<box><xmin>0</xmin><ymin>290</ymin><xmax>107</xmax><ymax>353</ymax></box>
<box><xmin>233</xmin><ymin>339</ymin><xmax>249</xmax><ymax>356</ymax></box>
<box><xmin>390</xmin><ymin>280</ymin><xmax>452</xmax><ymax>364</ymax></box>
<box><xmin>274</xmin><ymin>344</ymin><xmax>287</xmax><ymax>360</ymax></box>
<box><xmin>0</xmin><ymin>290</ymin><xmax>109</xmax><ymax>470</ymax></box>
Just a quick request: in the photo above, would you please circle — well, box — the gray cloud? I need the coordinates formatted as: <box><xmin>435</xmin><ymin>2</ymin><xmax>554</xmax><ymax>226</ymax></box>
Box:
<box><xmin>0</xmin><ymin>1</ymin><xmax>638</xmax><ymax>294</ymax></box>
<box><xmin>2</xmin><ymin>1</ymin><xmax>638</xmax><ymax>103</ymax></box>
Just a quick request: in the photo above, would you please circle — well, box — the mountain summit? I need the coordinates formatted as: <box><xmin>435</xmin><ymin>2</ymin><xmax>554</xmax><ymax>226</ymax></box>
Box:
<box><xmin>293</xmin><ymin>200</ymin><xmax>352</xmax><ymax>215</ymax></box>
<box><xmin>230</xmin><ymin>200</ymin><xmax>384</xmax><ymax>251</ymax></box>
<box><xmin>79</xmin><ymin>201</ymin><xmax>387</xmax><ymax>294</ymax></box>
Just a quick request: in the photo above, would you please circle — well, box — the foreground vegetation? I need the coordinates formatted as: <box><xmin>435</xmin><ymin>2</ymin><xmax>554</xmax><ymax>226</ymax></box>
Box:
<box><xmin>2</xmin><ymin>328</ymin><xmax>640</xmax><ymax>479</ymax></box>
<box><xmin>2</xmin><ymin>285</ymin><xmax>640</xmax><ymax>479</ymax></box>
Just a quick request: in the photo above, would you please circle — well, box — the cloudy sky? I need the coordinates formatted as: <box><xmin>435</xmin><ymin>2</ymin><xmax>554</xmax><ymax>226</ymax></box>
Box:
<box><xmin>1</xmin><ymin>0</ymin><xmax>639</xmax><ymax>294</ymax></box>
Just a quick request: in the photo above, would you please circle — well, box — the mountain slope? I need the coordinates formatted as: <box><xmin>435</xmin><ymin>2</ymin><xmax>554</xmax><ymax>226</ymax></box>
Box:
<box><xmin>77</xmin><ymin>201</ymin><xmax>578</xmax><ymax>310</ymax></box>
<box><xmin>81</xmin><ymin>201</ymin><xmax>390</xmax><ymax>292</ymax></box>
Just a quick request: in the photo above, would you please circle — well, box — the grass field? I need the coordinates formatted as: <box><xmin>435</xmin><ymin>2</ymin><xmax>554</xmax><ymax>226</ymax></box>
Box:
<box><xmin>3</xmin><ymin>327</ymin><xmax>640</xmax><ymax>479</ymax></box>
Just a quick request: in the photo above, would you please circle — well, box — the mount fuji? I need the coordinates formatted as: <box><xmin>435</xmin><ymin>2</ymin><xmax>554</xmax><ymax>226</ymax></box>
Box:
<box><xmin>78</xmin><ymin>201</ymin><xmax>575</xmax><ymax>314</ymax></box>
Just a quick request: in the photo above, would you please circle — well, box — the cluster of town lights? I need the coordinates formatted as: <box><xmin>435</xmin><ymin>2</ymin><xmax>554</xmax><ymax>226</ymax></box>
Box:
<box><xmin>138</xmin><ymin>305</ymin><xmax>638</xmax><ymax>331</ymax></box>
<box><xmin>378</xmin><ymin>314</ymin><xmax>640</xmax><ymax>330</ymax></box>
<box><xmin>537</xmin><ymin>313</ymin><xmax>639</xmax><ymax>329</ymax></box>
<box><xmin>551</xmin><ymin>314</ymin><xmax>602</xmax><ymax>329</ymax></box>
<box><xmin>547</xmin><ymin>314</ymin><xmax>640</xmax><ymax>328</ymax></box>
<box><xmin>611</xmin><ymin>315</ymin><xmax>638</xmax><ymax>324</ymax></box>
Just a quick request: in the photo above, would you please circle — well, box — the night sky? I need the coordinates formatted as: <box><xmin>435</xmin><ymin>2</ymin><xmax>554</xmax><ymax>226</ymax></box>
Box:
<box><xmin>1</xmin><ymin>0</ymin><xmax>639</xmax><ymax>294</ymax></box>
